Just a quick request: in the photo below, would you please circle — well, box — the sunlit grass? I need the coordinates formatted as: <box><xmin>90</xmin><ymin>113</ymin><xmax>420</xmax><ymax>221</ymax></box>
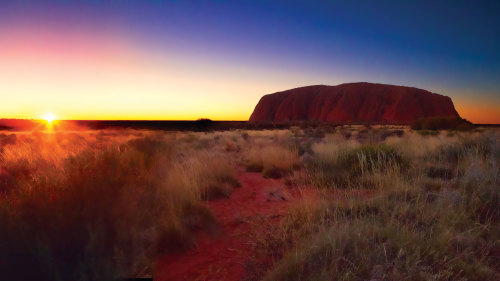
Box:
<box><xmin>0</xmin><ymin>130</ymin><xmax>238</xmax><ymax>280</ymax></box>
<box><xmin>247</xmin><ymin>129</ymin><xmax>500</xmax><ymax>281</ymax></box>
<box><xmin>0</xmin><ymin>127</ymin><xmax>498</xmax><ymax>280</ymax></box>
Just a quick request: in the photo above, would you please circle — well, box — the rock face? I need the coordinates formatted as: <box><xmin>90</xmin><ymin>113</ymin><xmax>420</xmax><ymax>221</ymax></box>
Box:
<box><xmin>249</xmin><ymin>82</ymin><xmax>460</xmax><ymax>124</ymax></box>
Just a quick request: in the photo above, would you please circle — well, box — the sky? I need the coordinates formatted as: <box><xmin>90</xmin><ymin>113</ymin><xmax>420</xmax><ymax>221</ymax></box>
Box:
<box><xmin>0</xmin><ymin>0</ymin><xmax>499</xmax><ymax>123</ymax></box>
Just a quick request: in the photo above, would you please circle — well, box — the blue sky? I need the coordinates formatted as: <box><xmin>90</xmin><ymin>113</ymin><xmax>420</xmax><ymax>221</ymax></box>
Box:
<box><xmin>1</xmin><ymin>0</ymin><xmax>499</xmax><ymax>122</ymax></box>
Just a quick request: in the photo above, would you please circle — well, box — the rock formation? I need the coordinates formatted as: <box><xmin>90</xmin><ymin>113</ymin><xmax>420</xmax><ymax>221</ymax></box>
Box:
<box><xmin>249</xmin><ymin>82</ymin><xmax>460</xmax><ymax>124</ymax></box>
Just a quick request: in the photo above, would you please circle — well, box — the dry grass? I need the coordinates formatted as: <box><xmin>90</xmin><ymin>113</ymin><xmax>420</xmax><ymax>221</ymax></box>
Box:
<box><xmin>1</xmin><ymin>127</ymin><xmax>498</xmax><ymax>281</ymax></box>
<box><xmin>245</xmin><ymin>144</ymin><xmax>299</xmax><ymax>178</ymax></box>
<box><xmin>303</xmin><ymin>140</ymin><xmax>408</xmax><ymax>189</ymax></box>
<box><xmin>0</xmin><ymin>130</ymin><xmax>239</xmax><ymax>280</ymax></box>
<box><xmin>248</xmin><ymin>129</ymin><xmax>500</xmax><ymax>281</ymax></box>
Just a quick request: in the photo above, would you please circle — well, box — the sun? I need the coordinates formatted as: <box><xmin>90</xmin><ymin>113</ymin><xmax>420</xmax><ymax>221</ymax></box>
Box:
<box><xmin>43</xmin><ymin>113</ymin><xmax>56</xmax><ymax>124</ymax></box>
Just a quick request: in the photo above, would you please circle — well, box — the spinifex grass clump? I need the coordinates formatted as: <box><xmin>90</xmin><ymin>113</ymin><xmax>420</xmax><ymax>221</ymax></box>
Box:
<box><xmin>338</xmin><ymin>144</ymin><xmax>408</xmax><ymax>174</ymax></box>
<box><xmin>180</xmin><ymin>151</ymin><xmax>240</xmax><ymax>200</ymax></box>
<box><xmin>245</xmin><ymin>144</ymin><xmax>299</xmax><ymax>179</ymax></box>
<box><xmin>306</xmin><ymin>143</ymin><xmax>408</xmax><ymax>188</ymax></box>
<box><xmin>436</xmin><ymin>133</ymin><xmax>499</xmax><ymax>164</ymax></box>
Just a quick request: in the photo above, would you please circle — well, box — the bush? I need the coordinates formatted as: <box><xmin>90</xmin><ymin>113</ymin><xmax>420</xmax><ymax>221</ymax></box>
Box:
<box><xmin>411</xmin><ymin>116</ymin><xmax>473</xmax><ymax>131</ymax></box>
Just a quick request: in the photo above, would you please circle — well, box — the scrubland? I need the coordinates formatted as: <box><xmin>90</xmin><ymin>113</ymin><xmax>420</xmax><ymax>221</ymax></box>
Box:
<box><xmin>251</xmin><ymin>127</ymin><xmax>500</xmax><ymax>281</ymax></box>
<box><xmin>0</xmin><ymin>126</ymin><xmax>498</xmax><ymax>280</ymax></box>
<box><xmin>0</xmin><ymin>130</ymin><xmax>238</xmax><ymax>280</ymax></box>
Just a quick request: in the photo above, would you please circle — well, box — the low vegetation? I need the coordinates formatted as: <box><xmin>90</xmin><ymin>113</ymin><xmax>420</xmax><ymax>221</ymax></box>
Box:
<box><xmin>245</xmin><ymin>144</ymin><xmax>299</xmax><ymax>178</ymax></box>
<box><xmin>305</xmin><ymin>142</ymin><xmax>409</xmax><ymax>189</ymax></box>
<box><xmin>411</xmin><ymin>116</ymin><xmax>473</xmax><ymax>131</ymax></box>
<box><xmin>250</xmin><ymin>129</ymin><xmax>500</xmax><ymax>281</ymax></box>
<box><xmin>0</xmin><ymin>131</ymin><xmax>237</xmax><ymax>280</ymax></box>
<box><xmin>1</xmin><ymin>126</ymin><xmax>498</xmax><ymax>281</ymax></box>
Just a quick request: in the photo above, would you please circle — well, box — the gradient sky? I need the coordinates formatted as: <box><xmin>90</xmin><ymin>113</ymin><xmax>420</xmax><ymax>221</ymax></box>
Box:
<box><xmin>1</xmin><ymin>0</ymin><xmax>499</xmax><ymax>123</ymax></box>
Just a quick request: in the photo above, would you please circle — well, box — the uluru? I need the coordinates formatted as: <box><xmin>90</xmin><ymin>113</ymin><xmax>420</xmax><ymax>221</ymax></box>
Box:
<box><xmin>249</xmin><ymin>82</ymin><xmax>460</xmax><ymax>124</ymax></box>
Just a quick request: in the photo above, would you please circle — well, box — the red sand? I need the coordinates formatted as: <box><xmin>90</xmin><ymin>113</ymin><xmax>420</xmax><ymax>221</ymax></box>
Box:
<box><xmin>154</xmin><ymin>172</ymin><xmax>308</xmax><ymax>281</ymax></box>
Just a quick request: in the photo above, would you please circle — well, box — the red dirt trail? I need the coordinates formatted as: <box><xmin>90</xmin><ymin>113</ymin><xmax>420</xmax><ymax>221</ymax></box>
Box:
<box><xmin>154</xmin><ymin>172</ymin><xmax>309</xmax><ymax>281</ymax></box>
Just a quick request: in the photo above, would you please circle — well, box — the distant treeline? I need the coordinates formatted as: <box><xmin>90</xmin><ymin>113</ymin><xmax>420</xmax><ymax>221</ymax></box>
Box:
<box><xmin>0</xmin><ymin>118</ymin><xmax>497</xmax><ymax>132</ymax></box>
<box><xmin>0</xmin><ymin>119</ymin><xmax>291</xmax><ymax>132</ymax></box>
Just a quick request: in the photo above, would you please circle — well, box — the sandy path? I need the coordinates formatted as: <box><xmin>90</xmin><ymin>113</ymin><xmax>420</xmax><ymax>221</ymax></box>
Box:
<box><xmin>154</xmin><ymin>172</ymin><xmax>299</xmax><ymax>281</ymax></box>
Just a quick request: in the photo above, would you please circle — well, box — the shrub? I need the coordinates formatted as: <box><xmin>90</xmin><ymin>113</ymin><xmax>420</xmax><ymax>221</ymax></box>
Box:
<box><xmin>380</xmin><ymin>129</ymin><xmax>404</xmax><ymax>140</ymax></box>
<box><xmin>411</xmin><ymin>116</ymin><xmax>473</xmax><ymax>131</ymax></box>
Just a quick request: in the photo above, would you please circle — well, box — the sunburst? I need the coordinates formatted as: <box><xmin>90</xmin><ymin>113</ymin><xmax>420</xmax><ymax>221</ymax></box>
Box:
<box><xmin>43</xmin><ymin>112</ymin><xmax>56</xmax><ymax>124</ymax></box>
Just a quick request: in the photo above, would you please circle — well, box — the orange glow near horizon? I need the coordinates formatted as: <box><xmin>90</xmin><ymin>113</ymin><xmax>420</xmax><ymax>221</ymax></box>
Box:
<box><xmin>0</xmin><ymin>28</ymin><xmax>320</xmax><ymax>120</ymax></box>
<box><xmin>1</xmin><ymin>27</ymin><xmax>499</xmax><ymax>124</ymax></box>
<box><xmin>0</xmin><ymin>27</ymin><xmax>302</xmax><ymax>122</ymax></box>
<box><xmin>454</xmin><ymin>100</ymin><xmax>500</xmax><ymax>125</ymax></box>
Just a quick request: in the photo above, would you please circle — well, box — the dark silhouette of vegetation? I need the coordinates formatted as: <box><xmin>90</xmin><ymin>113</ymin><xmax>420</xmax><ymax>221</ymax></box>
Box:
<box><xmin>411</xmin><ymin>116</ymin><xmax>473</xmax><ymax>131</ymax></box>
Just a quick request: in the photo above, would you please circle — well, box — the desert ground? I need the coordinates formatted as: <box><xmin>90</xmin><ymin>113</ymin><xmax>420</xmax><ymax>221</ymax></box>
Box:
<box><xmin>0</xmin><ymin>125</ymin><xmax>498</xmax><ymax>281</ymax></box>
